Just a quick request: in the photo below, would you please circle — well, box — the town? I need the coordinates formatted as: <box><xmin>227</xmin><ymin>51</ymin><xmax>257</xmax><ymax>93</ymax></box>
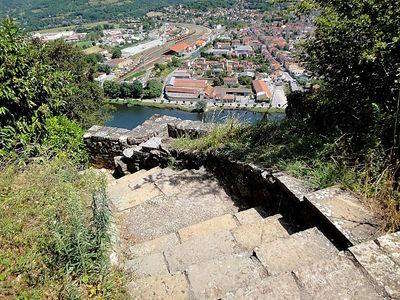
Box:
<box><xmin>31</xmin><ymin>3</ymin><xmax>313</xmax><ymax>113</ymax></box>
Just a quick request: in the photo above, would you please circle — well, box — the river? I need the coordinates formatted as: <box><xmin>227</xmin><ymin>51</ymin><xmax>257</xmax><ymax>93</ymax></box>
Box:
<box><xmin>105</xmin><ymin>105</ymin><xmax>285</xmax><ymax>130</ymax></box>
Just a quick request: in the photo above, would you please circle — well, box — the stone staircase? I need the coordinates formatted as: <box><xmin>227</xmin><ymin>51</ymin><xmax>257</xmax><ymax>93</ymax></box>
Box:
<box><xmin>107</xmin><ymin>166</ymin><xmax>394</xmax><ymax>299</ymax></box>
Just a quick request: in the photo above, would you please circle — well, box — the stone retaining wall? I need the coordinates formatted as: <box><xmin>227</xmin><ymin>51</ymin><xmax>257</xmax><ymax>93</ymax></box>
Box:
<box><xmin>85</xmin><ymin>115</ymin><xmax>381</xmax><ymax>250</ymax></box>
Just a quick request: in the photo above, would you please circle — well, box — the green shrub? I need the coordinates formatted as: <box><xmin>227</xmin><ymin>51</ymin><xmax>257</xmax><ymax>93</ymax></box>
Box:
<box><xmin>44</xmin><ymin>116</ymin><xmax>88</xmax><ymax>165</ymax></box>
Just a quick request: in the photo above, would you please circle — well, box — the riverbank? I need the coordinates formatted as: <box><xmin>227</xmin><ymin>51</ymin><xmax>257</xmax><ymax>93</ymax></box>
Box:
<box><xmin>106</xmin><ymin>98</ymin><xmax>284</xmax><ymax>114</ymax></box>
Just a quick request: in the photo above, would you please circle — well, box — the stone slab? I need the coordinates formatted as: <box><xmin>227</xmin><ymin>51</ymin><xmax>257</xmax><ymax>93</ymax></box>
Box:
<box><xmin>178</xmin><ymin>214</ymin><xmax>238</xmax><ymax>242</ymax></box>
<box><xmin>164</xmin><ymin>230</ymin><xmax>246</xmax><ymax>273</ymax></box>
<box><xmin>234</xmin><ymin>207</ymin><xmax>264</xmax><ymax>225</ymax></box>
<box><xmin>255</xmin><ymin>227</ymin><xmax>338</xmax><ymax>275</ymax></box>
<box><xmin>139</xmin><ymin>136</ymin><xmax>163</xmax><ymax>151</ymax></box>
<box><xmin>350</xmin><ymin>240</ymin><xmax>400</xmax><ymax>298</ymax></box>
<box><xmin>304</xmin><ymin>187</ymin><xmax>380</xmax><ymax>245</ymax></box>
<box><xmin>127</xmin><ymin>115</ymin><xmax>180</xmax><ymax>145</ymax></box>
<box><xmin>293</xmin><ymin>254</ymin><xmax>382</xmax><ymax>299</ymax></box>
<box><xmin>224</xmin><ymin>273</ymin><xmax>301</xmax><ymax>300</ymax></box>
<box><xmin>167</xmin><ymin>120</ymin><xmax>214</xmax><ymax>139</ymax></box>
<box><xmin>273</xmin><ymin>172</ymin><xmax>312</xmax><ymax>202</ymax></box>
<box><xmin>127</xmin><ymin>273</ymin><xmax>189</xmax><ymax>299</ymax></box>
<box><xmin>129</xmin><ymin>233</ymin><xmax>180</xmax><ymax>258</ymax></box>
<box><xmin>376</xmin><ymin>231</ymin><xmax>400</xmax><ymax>265</ymax></box>
<box><xmin>232</xmin><ymin>215</ymin><xmax>289</xmax><ymax>251</ymax></box>
<box><xmin>186</xmin><ymin>254</ymin><xmax>268</xmax><ymax>299</ymax></box>
<box><xmin>121</xmin><ymin>182</ymin><xmax>163</xmax><ymax>209</ymax></box>
<box><xmin>124</xmin><ymin>252</ymin><xmax>169</xmax><ymax>278</ymax></box>
<box><xmin>107</xmin><ymin>169</ymin><xmax>148</xmax><ymax>196</ymax></box>
<box><xmin>117</xmin><ymin>169</ymin><xmax>238</xmax><ymax>243</ymax></box>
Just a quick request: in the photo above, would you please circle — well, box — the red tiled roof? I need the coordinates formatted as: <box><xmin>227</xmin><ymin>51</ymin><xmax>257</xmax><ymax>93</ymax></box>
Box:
<box><xmin>165</xmin><ymin>86</ymin><xmax>199</xmax><ymax>94</ymax></box>
<box><xmin>173</xmin><ymin>78</ymin><xmax>208</xmax><ymax>89</ymax></box>
<box><xmin>252</xmin><ymin>80</ymin><xmax>272</xmax><ymax>98</ymax></box>
<box><xmin>169</xmin><ymin>42</ymin><xmax>190</xmax><ymax>53</ymax></box>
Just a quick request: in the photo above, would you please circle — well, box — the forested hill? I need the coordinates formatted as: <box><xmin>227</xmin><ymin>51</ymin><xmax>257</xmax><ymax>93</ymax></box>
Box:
<box><xmin>0</xmin><ymin>0</ymin><xmax>193</xmax><ymax>31</ymax></box>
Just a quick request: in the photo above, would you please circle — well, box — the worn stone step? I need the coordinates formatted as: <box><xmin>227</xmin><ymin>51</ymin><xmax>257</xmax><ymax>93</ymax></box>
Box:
<box><xmin>127</xmin><ymin>273</ymin><xmax>189</xmax><ymax>299</ymax></box>
<box><xmin>164</xmin><ymin>229</ymin><xmax>246</xmax><ymax>274</ymax></box>
<box><xmin>116</xmin><ymin>169</ymin><xmax>238</xmax><ymax>243</ymax></box>
<box><xmin>232</xmin><ymin>214</ymin><xmax>290</xmax><ymax>251</ymax></box>
<box><xmin>304</xmin><ymin>186</ymin><xmax>380</xmax><ymax>246</ymax></box>
<box><xmin>350</xmin><ymin>234</ymin><xmax>400</xmax><ymax>299</ymax></box>
<box><xmin>124</xmin><ymin>252</ymin><xmax>169</xmax><ymax>278</ymax></box>
<box><xmin>255</xmin><ymin>227</ymin><xmax>338</xmax><ymax>275</ymax></box>
<box><xmin>234</xmin><ymin>207</ymin><xmax>266</xmax><ymax>225</ymax></box>
<box><xmin>293</xmin><ymin>254</ymin><xmax>383</xmax><ymax>299</ymax></box>
<box><xmin>186</xmin><ymin>254</ymin><xmax>268</xmax><ymax>299</ymax></box>
<box><xmin>223</xmin><ymin>273</ymin><xmax>301</xmax><ymax>300</ymax></box>
<box><xmin>128</xmin><ymin>233</ymin><xmax>180</xmax><ymax>258</ymax></box>
<box><xmin>152</xmin><ymin>167</ymin><xmax>225</xmax><ymax>199</ymax></box>
<box><xmin>108</xmin><ymin>167</ymin><xmax>164</xmax><ymax>211</ymax></box>
<box><xmin>178</xmin><ymin>214</ymin><xmax>238</xmax><ymax>242</ymax></box>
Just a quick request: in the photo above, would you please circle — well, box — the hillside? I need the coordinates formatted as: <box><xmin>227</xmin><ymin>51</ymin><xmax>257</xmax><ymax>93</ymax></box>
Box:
<box><xmin>0</xmin><ymin>0</ymin><xmax>192</xmax><ymax>30</ymax></box>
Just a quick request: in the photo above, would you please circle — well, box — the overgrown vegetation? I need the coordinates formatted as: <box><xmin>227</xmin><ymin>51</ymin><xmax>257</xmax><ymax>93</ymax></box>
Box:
<box><xmin>0</xmin><ymin>19</ymin><xmax>126</xmax><ymax>297</ymax></box>
<box><xmin>0</xmin><ymin>156</ymin><xmax>126</xmax><ymax>298</ymax></box>
<box><xmin>175</xmin><ymin>0</ymin><xmax>400</xmax><ymax>230</ymax></box>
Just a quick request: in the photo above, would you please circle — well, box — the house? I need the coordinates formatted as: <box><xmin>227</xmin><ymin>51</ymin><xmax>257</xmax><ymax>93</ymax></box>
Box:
<box><xmin>171</xmin><ymin>69</ymin><xmax>191</xmax><ymax>78</ymax></box>
<box><xmin>252</xmin><ymin>79</ymin><xmax>272</xmax><ymax>101</ymax></box>
<box><xmin>233</xmin><ymin>45</ymin><xmax>253</xmax><ymax>58</ymax></box>
<box><xmin>212</xmin><ymin>87</ymin><xmax>253</xmax><ymax>102</ymax></box>
<box><xmin>165</xmin><ymin>77</ymin><xmax>210</xmax><ymax>101</ymax></box>
<box><xmin>166</xmin><ymin>42</ymin><xmax>191</xmax><ymax>55</ymax></box>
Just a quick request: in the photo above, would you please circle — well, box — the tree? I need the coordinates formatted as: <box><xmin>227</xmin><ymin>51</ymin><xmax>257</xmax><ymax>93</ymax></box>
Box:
<box><xmin>131</xmin><ymin>80</ymin><xmax>143</xmax><ymax>98</ymax></box>
<box><xmin>238</xmin><ymin>75</ymin><xmax>252</xmax><ymax>87</ymax></box>
<box><xmin>98</xmin><ymin>64</ymin><xmax>111</xmax><ymax>74</ymax></box>
<box><xmin>0</xmin><ymin>19</ymin><xmax>108</xmax><ymax>153</ymax></box>
<box><xmin>294</xmin><ymin>0</ymin><xmax>400</xmax><ymax>153</ymax></box>
<box><xmin>111</xmin><ymin>47</ymin><xmax>122</xmax><ymax>59</ymax></box>
<box><xmin>143</xmin><ymin>79</ymin><xmax>163</xmax><ymax>99</ymax></box>
<box><xmin>103</xmin><ymin>81</ymin><xmax>121</xmax><ymax>99</ymax></box>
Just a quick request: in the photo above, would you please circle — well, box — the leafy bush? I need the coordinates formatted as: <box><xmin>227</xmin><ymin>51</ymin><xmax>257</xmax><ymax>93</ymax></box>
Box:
<box><xmin>0</xmin><ymin>19</ymin><xmax>108</xmax><ymax>155</ymax></box>
<box><xmin>143</xmin><ymin>79</ymin><xmax>163</xmax><ymax>99</ymax></box>
<box><xmin>0</xmin><ymin>157</ymin><xmax>126</xmax><ymax>298</ymax></box>
<box><xmin>44</xmin><ymin>116</ymin><xmax>88</xmax><ymax>165</ymax></box>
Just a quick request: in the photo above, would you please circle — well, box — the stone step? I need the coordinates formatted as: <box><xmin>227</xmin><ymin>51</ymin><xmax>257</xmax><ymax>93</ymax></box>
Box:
<box><xmin>124</xmin><ymin>252</ymin><xmax>169</xmax><ymax>278</ymax></box>
<box><xmin>178</xmin><ymin>214</ymin><xmax>238</xmax><ymax>242</ymax></box>
<box><xmin>108</xmin><ymin>167</ymin><xmax>164</xmax><ymax>211</ymax></box>
<box><xmin>128</xmin><ymin>233</ymin><xmax>180</xmax><ymax>258</ymax></box>
<box><xmin>293</xmin><ymin>254</ymin><xmax>383</xmax><ymax>299</ymax></box>
<box><xmin>234</xmin><ymin>207</ymin><xmax>266</xmax><ymax>225</ymax></box>
<box><xmin>164</xmin><ymin>229</ymin><xmax>247</xmax><ymax>274</ymax></box>
<box><xmin>304</xmin><ymin>186</ymin><xmax>380</xmax><ymax>246</ymax></box>
<box><xmin>223</xmin><ymin>273</ymin><xmax>301</xmax><ymax>299</ymax></box>
<box><xmin>255</xmin><ymin>227</ymin><xmax>338</xmax><ymax>275</ymax></box>
<box><xmin>186</xmin><ymin>254</ymin><xmax>268</xmax><ymax>299</ymax></box>
<box><xmin>349</xmin><ymin>232</ymin><xmax>400</xmax><ymax>299</ymax></box>
<box><xmin>116</xmin><ymin>168</ymin><xmax>238</xmax><ymax>244</ymax></box>
<box><xmin>232</xmin><ymin>214</ymin><xmax>290</xmax><ymax>251</ymax></box>
<box><xmin>127</xmin><ymin>273</ymin><xmax>189</xmax><ymax>299</ymax></box>
<box><xmin>126</xmin><ymin>208</ymin><xmax>279</xmax><ymax>260</ymax></box>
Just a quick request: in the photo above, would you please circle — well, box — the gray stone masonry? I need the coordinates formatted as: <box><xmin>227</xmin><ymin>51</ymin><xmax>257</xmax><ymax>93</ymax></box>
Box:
<box><xmin>85</xmin><ymin>115</ymin><xmax>400</xmax><ymax>298</ymax></box>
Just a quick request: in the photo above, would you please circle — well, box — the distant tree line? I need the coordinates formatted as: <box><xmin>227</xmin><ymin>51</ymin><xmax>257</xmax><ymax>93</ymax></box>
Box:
<box><xmin>103</xmin><ymin>81</ymin><xmax>143</xmax><ymax>99</ymax></box>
